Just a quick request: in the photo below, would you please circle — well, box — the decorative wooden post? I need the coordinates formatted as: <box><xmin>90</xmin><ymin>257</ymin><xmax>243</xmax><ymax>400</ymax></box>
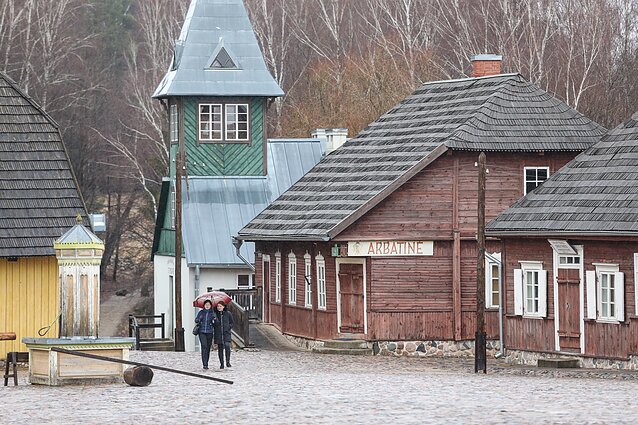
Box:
<box><xmin>475</xmin><ymin>152</ymin><xmax>487</xmax><ymax>373</ymax></box>
<box><xmin>54</xmin><ymin>215</ymin><xmax>104</xmax><ymax>337</ymax></box>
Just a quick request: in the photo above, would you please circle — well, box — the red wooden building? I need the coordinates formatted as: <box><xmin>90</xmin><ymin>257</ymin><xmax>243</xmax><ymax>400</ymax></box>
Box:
<box><xmin>486</xmin><ymin>112</ymin><xmax>638</xmax><ymax>367</ymax></box>
<box><xmin>238</xmin><ymin>57</ymin><xmax>606</xmax><ymax>352</ymax></box>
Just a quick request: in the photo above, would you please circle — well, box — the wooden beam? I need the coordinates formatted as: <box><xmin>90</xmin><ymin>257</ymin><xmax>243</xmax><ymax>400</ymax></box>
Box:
<box><xmin>0</xmin><ymin>332</ymin><xmax>16</xmax><ymax>341</ymax></box>
<box><xmin>452</xmin><ymin>156</ymin><xmax>462</xmax><ymax>341</ymax></box>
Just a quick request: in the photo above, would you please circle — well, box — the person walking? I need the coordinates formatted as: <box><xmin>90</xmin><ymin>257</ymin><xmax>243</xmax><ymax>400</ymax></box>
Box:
<box><xmin>195</xmin><ymin>300</ymin><xmax>216</xmax><ymax>369</ymax></box>
<box><xmin>213</xmin><ymin>301</ymin><xmax>234</xmax><ymax>369</ymax></box>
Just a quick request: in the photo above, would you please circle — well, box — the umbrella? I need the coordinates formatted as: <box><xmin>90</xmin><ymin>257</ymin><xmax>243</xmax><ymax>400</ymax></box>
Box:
<box><xmin>193</xmin><ymin>291</ymin><xmax>232</xmax><ymax>308</ymax></box>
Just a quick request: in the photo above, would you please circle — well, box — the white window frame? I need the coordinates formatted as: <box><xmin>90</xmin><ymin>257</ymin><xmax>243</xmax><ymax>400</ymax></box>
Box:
<box><xmin>288</xmin><ymin>252</ymin><xmax>297</xmax><ymax>305</ymax></box>
<box><xmin>485</xmin><ymin>253</ymin><xmax>501</xmax><ymax>309</ymax></box>
<box><xmin>198</xmin><ymin>103</ymin><xmax>223</xmax><ymax>141</ymax></box>
<box><xmin>169</xmin><ymin>104</ymin><xmax>179</xmax><ymax>143</ymax></box>
<box><xmin>304</xmin><ymin>253</ymin><xmax>312</xmax><ymax>308</ymax></box>
<box><xmin>593</xmin><ymin>263</ymin><xmax>622</xmax><ymax>322</ymax></box>
<box><xmin>520</xmin><ymin>261</ymin><xmax>545</xmax><ymax>318</ymax></box>
<box><xmin>558</xmin><ymin>255</ymin><xmax>581</xmax><ymax>267</ymax></box>
<box><xmin>316</xmin><ymin>253</ymin><xmax>326</xmax><ymax>310</ymax></box>
<box><xmin>275</xmin><ymin>252</ymin><xmax>281</xmax><ymax>303</ymax></box>
<box><xmin>237</xmin><ymin>274</ymin><xmax>251</xmax><ymax>289</ymax></box>
<box><xmin>224</xmin><ymin>104</ymin><xmax>250</xmax><ymax>141</ymax></box>
<box><xmin>170</xmin><ymin>180</ymin><xmax>176</xmax><ymax>230</ymax></box>
<box><xmin>524</xmin><ymin>166</ymin><xmax>550</xmax><ymax>195</ymax></box>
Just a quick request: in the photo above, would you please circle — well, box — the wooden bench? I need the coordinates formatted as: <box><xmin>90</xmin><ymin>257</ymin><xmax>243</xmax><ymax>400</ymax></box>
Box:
<box><xmin>2</xmin><ymin>332</ymin><xmax>28</xmax><ymax>386</ymax></box>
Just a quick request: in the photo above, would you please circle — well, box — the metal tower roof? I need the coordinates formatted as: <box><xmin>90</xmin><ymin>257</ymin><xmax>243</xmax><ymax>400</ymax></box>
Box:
<box><xmin>153</xmin><ymin>0</ymin><xmax>284</xmax><ymax>98</ymax></box>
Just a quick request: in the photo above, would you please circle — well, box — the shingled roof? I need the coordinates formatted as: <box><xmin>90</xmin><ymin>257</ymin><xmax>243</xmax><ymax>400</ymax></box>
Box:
<box><xmin>238</xmin><ymin>73</ymin><xmax>605</xmax><ymax>241</ymax></box>
<box><xmin>0</xmin><ymin>71</ymin><xmax>87</xmax><ymax>257</ymax></box>
<box><xmin>487</xmin><ymin>111</ymin><xmax>638</xmax><ymax>237</ymax></box>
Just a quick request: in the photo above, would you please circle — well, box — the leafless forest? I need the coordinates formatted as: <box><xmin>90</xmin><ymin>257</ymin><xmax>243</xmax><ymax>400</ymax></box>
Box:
<box><xmin>1</xmin><ymin>0</ymin><xmax>637</xmax><ymax>287</ymax></box>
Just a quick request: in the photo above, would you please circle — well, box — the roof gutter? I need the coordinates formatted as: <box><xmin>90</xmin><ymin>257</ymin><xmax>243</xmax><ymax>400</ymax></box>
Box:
<box><xmin>231</xmin><ymin>237</ymin><xmax>255</xmax><ymax>272</ymax></box>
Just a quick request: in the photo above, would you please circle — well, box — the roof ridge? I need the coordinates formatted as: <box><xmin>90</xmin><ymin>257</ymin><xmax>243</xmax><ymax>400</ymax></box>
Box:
<box><xmin>0</xmin><ymin>71</ymin><xmax>60</xmax><ymax>130</ymax></box>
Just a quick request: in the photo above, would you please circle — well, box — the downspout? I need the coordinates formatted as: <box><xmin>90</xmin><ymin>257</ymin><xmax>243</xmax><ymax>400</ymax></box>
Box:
<box><xmin>194</xmin><ymin>264</ymin><xmax>201</xmax><ymax>350</ymax></box>
<box><xmin>485</xmin><ymin>252</ymin><xmax>504</xmax><ymax>359</ymax></box>
<box><xmin>232</xmin><ymin>237</ymin><xmax>255</xmax><ymax>272</ymax></box>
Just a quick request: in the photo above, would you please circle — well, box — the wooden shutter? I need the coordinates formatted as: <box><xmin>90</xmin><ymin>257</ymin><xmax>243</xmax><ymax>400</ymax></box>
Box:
<box><xmin>586</xmin><ymin>270</ymin><xmax>596</xmax><ymax>319</ymax></box>
<box><xmin>538</xmin><ymin>270</ymin><xmax>548</xmax><ymax>317</ymax></box>
<box><xmin>615</xmin><ymin>272</ymin><xmax>625</xmax><ymax>322</ymax></box>
<box><xmin>514</xmin><ymin>269</ymin><xmax>523</xmax><ymax>316</ymax></box>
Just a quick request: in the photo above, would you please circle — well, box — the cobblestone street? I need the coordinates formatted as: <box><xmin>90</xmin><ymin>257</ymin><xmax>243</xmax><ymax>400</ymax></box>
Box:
<box><xmin>2</xmin><ymin>348</ymin><xmax>638</xmax><ymax>424</ymax></box>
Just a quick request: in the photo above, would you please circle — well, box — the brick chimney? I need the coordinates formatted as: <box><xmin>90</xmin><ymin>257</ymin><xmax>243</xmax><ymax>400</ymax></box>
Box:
<box><xmin>471</xmin><ymin>54</ymin><xmax>502</xmax><ymax>77</ymax></box>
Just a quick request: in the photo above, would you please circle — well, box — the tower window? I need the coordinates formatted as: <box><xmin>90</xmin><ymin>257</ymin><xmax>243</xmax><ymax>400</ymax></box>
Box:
<box><xmin>198</xmin><ymin>102</ymin><xmax>250</xmax><ymax>143</ymax></box>
<box><xmin>211</xmin><ymin>48</ymin><xmax>236</xmax><ymax>69</ymax></box>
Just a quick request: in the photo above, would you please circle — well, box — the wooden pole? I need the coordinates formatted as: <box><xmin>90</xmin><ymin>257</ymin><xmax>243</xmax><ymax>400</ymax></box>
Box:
<box><xmin>475</xmin><ymin>152</ymin><xmax>487</xmax><ymax>373</ymax></box>
<box><xmin>174</xmin><ymin>151</ymin><xmax>185</xmax><ymax>352</ymax></box>
<box><xmin>50</xmin><ymin>347</ymin><xmax>233</xmax><ymax>384</ymax></box>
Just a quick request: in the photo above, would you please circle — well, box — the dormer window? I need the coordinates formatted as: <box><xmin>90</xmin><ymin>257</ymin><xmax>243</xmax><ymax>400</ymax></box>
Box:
<box><xmin>211</xmin><ymin>47</ymin><xmax>236</xmax><ymax>69</ymax></box>
<box><xmin>198</xmin><ymin>101</ymin><xmax>250</xmax><ymax>143</ymax></box>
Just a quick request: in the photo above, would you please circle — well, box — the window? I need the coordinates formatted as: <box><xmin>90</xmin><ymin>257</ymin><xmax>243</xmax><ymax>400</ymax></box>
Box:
<box><xmin>316</xmin><ymin>254</ymin><xmax>326</xmax><ymax>310</ymax></box>
<box><xmin>288</xmin><ymin>252</ymin><xmax>297</xmax><ymax>305</ymax></box>
<box><xmin>588</xmin><ymin>264</ymin><xmax>624</xmax><ymax>322</ymax></box>
<box><xmin>237</xmin><ymin>274</ymin><xmax>251</xmax><ymax>289</ymax></box>
<box><xmin>169</xmin><ymin>104</ymin><xmax>179</xmax><ymax>143</ymax></box>
<box><xmin>304</xmin><ymin>253</ymin><xmax>312</xmax><ymax>308</ymax></box>
<box><xmin>275</xmin><ymin>252</ymin><xmax>281</xmax><ymax>303</ymax></box>
<box><xmin>513</xmin><ymin>261</ymin><xmax>547</xmax><ymax>317</ymax></box>
<box><xmin>198</xmin><ymin>102</ymin><xmax>249</xmax><ymax>143</ymax></box>
<box><xmin>559</xmin><ymin>255</ymin><xmax>580</xmax><ymax>265</ymax></box>
<box><xmin>199</xmin><ymin>103</ymin><xmax>222</xmax><ymax>141</ymax></box>
<box><xmin>485</xmin><ymin>253</ymin><xmax>501</xmax><ymax>309</ymax></box>
<box><xmin>524</xmin><ymin>167</ymin><xmax>549</xmax><ymax>195</ymax></box>
<box><xmin>211</xmin><ymin>47</ymin><xmax>236</xmax><ymax>69</ymax></box>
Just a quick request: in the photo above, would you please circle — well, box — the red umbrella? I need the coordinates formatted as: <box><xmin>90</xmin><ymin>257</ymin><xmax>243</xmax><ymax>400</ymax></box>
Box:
<box><xmin>193</xmin><ymin>291</ymin><xmax>232</xmax><ymax>308</ymax></box>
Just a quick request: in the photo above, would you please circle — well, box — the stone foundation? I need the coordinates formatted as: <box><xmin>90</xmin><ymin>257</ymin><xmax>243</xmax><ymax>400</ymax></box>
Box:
<box><xmin>504</xmin><ymin>349</ymin><xmax>638</xmax><ymax>370</ymax></box>
<box><xmin>282</xmin><ymin>334</ymin><xmax>325</xmax><ymax>351</ymax></box>
<box><xmin>376</xmin><ymin>339</ymin><xmax>500</xmax><ymax>357</ymax></box>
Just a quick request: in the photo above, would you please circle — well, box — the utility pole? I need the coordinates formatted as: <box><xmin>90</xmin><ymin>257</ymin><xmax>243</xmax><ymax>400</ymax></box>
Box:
<box><xmin>174</xmin><ymin>150</ymin><xmax>185</xmax><ymax>352</ymax></box>
<box><xmin>475</xmin><ymin>152</ymin><xmax>487</xmax><ymax>373</ymax></box>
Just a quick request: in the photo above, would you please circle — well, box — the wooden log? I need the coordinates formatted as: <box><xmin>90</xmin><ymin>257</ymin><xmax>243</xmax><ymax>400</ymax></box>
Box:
<box><xmin>0</xmin><ymin>332</ymin><xmax>16</xmax><ymax>341</ymax></box>
<box><xmin>123</xmin><ymin>366</ymin><xmax>154</xmax><ymax>387</ymax></box>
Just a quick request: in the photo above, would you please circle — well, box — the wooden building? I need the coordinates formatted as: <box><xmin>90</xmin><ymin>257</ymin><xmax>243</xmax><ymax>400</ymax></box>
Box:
<box><xmin>238</xmin><ymin>58</ymin><xmax>606</xmax><ymax>351</ymax></box>
<box><xmin>0</xmin><ymin>71</ymin><xmax>88</xmax><ymax>356</ymax></box>
<box><xmin>486</xmin><ymin>112</ymin><xmax>638</xmax><ymax>367</ymax></box>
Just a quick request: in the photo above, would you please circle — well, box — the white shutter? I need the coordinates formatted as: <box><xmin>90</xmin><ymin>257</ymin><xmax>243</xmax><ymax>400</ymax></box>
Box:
<box><xmin>538</xmin><ymin>270</ymin><xmax>547</xmax><ymax>317</ymax></box>
<box><xmin>514</xmin><ymin>269</ymin><xmax>523</xmax><ymax>316</ymax></box>
<box><xmin>615</xmin><ymin>272</ymin><xmax>625</xmax><ymax>322</ymax></box>
<box><xmin>586</xmin><ymin>270</ymin><xmax>597</xmax><ymax>319</ymax></box>
<box><xmin>485</xmin><ymin>258</ymin><xmax>491</xmax><ymax>307</ymax></box>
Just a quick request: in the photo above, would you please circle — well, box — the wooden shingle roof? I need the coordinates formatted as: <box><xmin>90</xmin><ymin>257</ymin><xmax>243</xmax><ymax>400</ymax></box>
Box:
<box><xmin>239</xmin><ymin>74</ymin><xmax>605</xmax><ymax>241</ymax></box>
<box><xmin>0</xmin><ymin>72</ymin><xmax>87</xmax><ymax>257</ymax></box>
<box><xmin>487</xmin><ymin>111</ymin><xmax>638</xmax><ymax>237</ymax></box>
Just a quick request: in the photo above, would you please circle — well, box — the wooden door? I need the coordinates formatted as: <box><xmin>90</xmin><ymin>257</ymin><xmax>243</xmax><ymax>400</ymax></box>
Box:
<box><xmin>557</xmin><ymin>268</ymin><xmax>581</xmax><ymax>352</ymax></box>
<box><xmin>263</xmin><ymin>261</ymin><xmax>270</xmax><ymax>323</ymax></box>
<box><xmin>338</xmin><ymin>263</ymin><xmax>364</xmax><ymax>334</ymax></box>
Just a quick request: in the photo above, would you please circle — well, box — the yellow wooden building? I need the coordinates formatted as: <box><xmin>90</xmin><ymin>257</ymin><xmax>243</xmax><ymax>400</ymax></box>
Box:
<box><xmin>0</xmin><ymin>71</ymin><xmax>88</xmax><ymax>357</ymax></box>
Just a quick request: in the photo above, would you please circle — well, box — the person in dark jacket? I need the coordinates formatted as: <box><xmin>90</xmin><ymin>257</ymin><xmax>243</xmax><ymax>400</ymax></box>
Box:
<box><xmin>213</xmin><ymin>301</ymin><xmax>234</xmax><ymax>369</ymax></box>
<box><xmin>195</xmin><ymin>300</ymin><xmax>216</xmax><ymax>369</ymax></box>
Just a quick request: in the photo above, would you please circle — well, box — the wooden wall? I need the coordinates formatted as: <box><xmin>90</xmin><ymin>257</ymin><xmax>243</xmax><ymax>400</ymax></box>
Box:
<box><xmin>502</xmin><ymin>237</ymin><xmax>638</xmax><ymax>359</ymax></box>
<box><xmin>0</xmin><ymin>256</ymin><xmax>59</xmax><ymax>356</ymax></box>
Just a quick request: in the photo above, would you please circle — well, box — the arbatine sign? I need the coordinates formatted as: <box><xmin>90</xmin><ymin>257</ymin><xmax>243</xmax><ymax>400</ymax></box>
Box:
<box><xmin>347</xmin><ymin>240</ymin><xmax>434</xmax><ymax>257</ymax></box>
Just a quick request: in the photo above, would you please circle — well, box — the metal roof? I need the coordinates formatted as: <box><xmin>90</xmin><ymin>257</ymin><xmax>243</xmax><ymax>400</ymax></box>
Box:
<box><xmin>487</xmin><ymin>111</ymin><xmax>638</xmax><ymax>236</ymax></box>
<box><xmin>153</xmin><ymin>0</ymin><xmax>283</xmax><ymax>98</ymax></box>
<box><xmin>238</xmin><ymin>74</ymin><xmax>606</xmax><ymax>241</ymax></box>
<box><xmin>56</xmin><ymin>221</ymin><xmax>103</xmax><ymax>245</ymax></box>
<box><xmin>182</xmin><ymin>138</ymin><xmax>323</xmax><ymax>266</ymax></box>
<box><xmin>0</xmin><ymin>71</ymin><xmax>89</xmax><ymax>257</ymax></box>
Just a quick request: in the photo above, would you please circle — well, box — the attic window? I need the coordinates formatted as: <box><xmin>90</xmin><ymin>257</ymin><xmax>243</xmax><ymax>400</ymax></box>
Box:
<box><xmin>211</xmin><ymin>48</ymin><xmax>236</xmax><ymax>69</ymax></box>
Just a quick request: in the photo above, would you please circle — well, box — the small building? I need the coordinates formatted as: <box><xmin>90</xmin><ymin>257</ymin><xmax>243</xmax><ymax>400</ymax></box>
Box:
<box><xmin>150</xmin><ymin>0</ymin><xmax>330</xmax><ymax>351</ymax></box>
<box><xmin>0</xmin><ymin>71</ymin><xmax>88</xmax><ymax>355</ymax></box>
<box><xmin>486</xmin><ymin>112</ymin><xmax>638</xmax><ymax>368</ymax></box>
<box><xmin>238</xmin><ymin>58</ymin><xmax>606</xmax><ymax>353</ymax></box>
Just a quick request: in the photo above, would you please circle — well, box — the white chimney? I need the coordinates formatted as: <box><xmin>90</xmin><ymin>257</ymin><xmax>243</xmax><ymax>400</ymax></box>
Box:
<box><xmin>312</xmin><ymin>128</ymin><xmax>348</xmax><ymax>154</ymax></box>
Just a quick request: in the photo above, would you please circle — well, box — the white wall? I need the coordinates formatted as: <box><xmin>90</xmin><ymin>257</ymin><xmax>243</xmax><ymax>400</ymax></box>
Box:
<box><xmin>154</xmin><ymin>257</ymin><xmax>253</xmax><ymax>352</ymax></box>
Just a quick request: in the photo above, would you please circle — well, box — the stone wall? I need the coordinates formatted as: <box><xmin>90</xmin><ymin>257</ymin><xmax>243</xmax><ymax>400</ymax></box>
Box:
<box><xmin>374</xmin><ymin>340</ymin><xmax>501</xmax><ymax>357</ymax></box>
<box><xmin>505</xmin><ymin>349</ymin><xmax>638</xmax><ymax>370</ymax></box>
